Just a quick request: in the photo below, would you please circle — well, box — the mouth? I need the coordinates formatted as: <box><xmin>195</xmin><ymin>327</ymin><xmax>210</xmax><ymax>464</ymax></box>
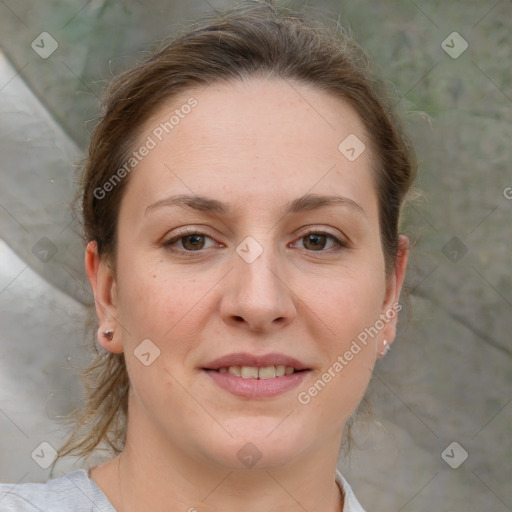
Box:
<box><xmin>201</xmin><ymin>353</ymin><xmax>312</xmax><ymax>398</ymax></box>
<box><xmin>202</xmin><ymin>366</ymin><xmax>311</xmax><ymax>398</ymax></box>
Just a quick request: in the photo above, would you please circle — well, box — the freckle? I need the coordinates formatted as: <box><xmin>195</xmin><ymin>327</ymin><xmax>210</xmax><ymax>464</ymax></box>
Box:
<box><xmin>152</xmin><ymin>274</ymin><xmax>156</xmax><ymax>278</ymax></box>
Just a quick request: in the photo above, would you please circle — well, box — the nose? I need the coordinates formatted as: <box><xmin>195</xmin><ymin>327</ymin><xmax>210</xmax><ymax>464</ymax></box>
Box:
<box><xmin>219</xmin><ymin>240</ymin><xmax>297</xmax><ymax>333</ymax></box>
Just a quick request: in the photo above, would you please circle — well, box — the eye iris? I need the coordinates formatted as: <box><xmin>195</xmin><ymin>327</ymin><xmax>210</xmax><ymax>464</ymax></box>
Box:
<box><xmin>304</xmin><ymin>234</ymin><xmax>326</xmax><ymax>250</ymax></box>
<box><xmin>182</xmin><ymin>234</ymin><xmax>205</xmax><ymax>250</ymax></box>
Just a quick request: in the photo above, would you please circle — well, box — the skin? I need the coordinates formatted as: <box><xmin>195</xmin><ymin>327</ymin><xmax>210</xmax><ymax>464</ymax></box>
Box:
<box><xmin>86</xmin><ymin>77</ymin><xmax>408</xmax><ymax>512</ymax></box>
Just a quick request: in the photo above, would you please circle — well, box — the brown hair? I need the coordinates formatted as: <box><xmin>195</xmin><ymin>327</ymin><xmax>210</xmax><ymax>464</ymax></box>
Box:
<box><xmin>57</xmin><ymin>0</ymin><xmax>416</xmax><ymax>463</ymax></box>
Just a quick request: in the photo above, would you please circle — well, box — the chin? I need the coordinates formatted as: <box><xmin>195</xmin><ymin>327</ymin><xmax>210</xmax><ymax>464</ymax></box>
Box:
<box><xmin>201</xmin><ymin>417</ymin><xmax>307</xmax><ymax>470</ymax></box>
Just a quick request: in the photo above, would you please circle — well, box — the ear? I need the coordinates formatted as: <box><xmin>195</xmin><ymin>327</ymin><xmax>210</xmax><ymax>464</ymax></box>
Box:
<box><xmin>85</xmin><ymin>240</ymin><xmax>124</xmax><ymax>354</ymax></box>
<box><xmin>377</xmin><ymin>235</ymin><xmax>409</xmax><ymax>358</ymax></box>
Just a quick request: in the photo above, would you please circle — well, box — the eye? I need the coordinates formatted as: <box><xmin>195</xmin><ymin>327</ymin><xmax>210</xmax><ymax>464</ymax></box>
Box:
<box><xmin>292</xmin><ymin>230</ymin><xmax>347</xmax><ymax>252</ymax></box>
<box><xmin>163</xmin><ymin>229</ymin><xmax>220</xmax><ymax>254</ymax></box>
<box><xmin>162</xmin><ymin>227</ymin><xmax>348</xmax><ymax>256</ymax></box>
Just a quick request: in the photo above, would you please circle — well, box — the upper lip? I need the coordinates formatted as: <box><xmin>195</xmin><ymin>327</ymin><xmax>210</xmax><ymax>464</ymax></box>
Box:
<box><xmin>202</xmin><ymin>352</ymin><xmax>310</xmax><ymax>371</ymax></box>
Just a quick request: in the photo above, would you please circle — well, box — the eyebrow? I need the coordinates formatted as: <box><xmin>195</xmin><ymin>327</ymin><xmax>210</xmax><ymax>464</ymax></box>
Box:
<box><xmin>144</xmin><ymin>193</ymin><xmax>366</xmax><ymax>218</ymax></box>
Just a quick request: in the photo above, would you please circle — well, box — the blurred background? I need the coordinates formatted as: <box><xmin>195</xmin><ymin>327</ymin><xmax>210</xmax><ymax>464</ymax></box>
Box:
<box><xmin>0</xmin><ymin>0</ymin><xmax>511</xmax><ymax>510</ymax></box>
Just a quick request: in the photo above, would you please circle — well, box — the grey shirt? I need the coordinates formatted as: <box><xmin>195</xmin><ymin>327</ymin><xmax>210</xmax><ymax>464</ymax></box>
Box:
<box><xmin>0</xmin><ymin>468</ymin><xmax>366</xmax><ymax>511</ymax></box>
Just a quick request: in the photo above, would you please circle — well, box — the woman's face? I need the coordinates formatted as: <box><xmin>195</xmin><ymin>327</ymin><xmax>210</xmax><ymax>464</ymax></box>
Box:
<box><xmin>90</xmin><ymin>77</ymin><xmax>407</xmax><ymax>471</ymax></box>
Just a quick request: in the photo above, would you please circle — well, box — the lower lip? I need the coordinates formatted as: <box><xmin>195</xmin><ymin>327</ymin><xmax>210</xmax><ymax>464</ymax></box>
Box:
<box><xmin>204</xmin><ymin>370</ymin><xmax>310</xmax><ymax>398</ymax></box>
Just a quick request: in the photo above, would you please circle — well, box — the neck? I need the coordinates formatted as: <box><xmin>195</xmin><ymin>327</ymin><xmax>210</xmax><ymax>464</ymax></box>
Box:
<box><xmin>91</xmin><ymin>400</ymin><xmax>343</xmax><ymax>512</ymax></box>
<box><xmin>90</xmin><ymin>429</ymin><xmax>344</xmax><ymax>512</ymax></box>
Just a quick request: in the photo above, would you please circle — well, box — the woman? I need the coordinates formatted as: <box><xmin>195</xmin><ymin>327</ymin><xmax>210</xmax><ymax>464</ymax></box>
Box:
<box><xmin>0</xmin><ymin>1</ymin><xmax>415</xmax><ymax>510</ymax></box>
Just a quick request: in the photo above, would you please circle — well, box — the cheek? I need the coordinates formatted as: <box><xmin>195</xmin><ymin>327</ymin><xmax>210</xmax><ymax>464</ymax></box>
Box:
<box><xmin>296</xmin><ymin>269</ymin><xmax>383</xmax><ymax>404</ymax></box>
<box><xmin>115</xmin><ymin>253</ymin><xmax>214</xmax><ymax>357</ymax></box>
<box><xmin>298</xmin><ymin>284</ymin><xmax>378</xmax><ymax>430</ymax></box>
<box><xmin>115</xmin><ymin>257</ymin><xmax>202</xmax><ymax>410</ymax></box>
<box><xmin>116</xmin><ymin>254</ymin><xmax>179</xmax><ymax>324</ymax></box>
<box><xmin>300</xmin><ymin>266</ymin><xmax>384</xmax><ymax>336</ymax></box>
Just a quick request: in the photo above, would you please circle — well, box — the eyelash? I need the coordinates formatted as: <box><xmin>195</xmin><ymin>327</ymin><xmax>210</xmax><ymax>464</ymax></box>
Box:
<box><xmin>162</xmin><ymin>227</ymin><xmax>348</xmax><ymax>256</ymax></box>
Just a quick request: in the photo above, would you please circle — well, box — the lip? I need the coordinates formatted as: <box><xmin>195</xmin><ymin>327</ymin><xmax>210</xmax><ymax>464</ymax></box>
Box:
<box><xmin>202</xmin><ymin>352</ymin><xmax>310</xmax><ymax>371</ymax></box>
<box><xmin>204</xmin><ymin>369</ymin><xmax>310</xmax><ymax>398</ymax></box>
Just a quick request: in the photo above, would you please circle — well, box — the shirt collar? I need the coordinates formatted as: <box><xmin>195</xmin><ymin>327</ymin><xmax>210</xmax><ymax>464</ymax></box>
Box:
<box><xmin>335</xmin><ymin>468</ymin><xmax>366</xmax><ymax>512</ymax></box>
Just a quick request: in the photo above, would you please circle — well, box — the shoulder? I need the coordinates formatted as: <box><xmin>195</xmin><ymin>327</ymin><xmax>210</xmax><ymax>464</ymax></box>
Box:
<box><xmin>335</xmin><ymin>469</ymin><xmax>366</xmax><ymax>512</ymax></box>
<box><xmin>0</xmin><ymin>469</ymin><xmax>115</xmax><ymax>512</ymax></box>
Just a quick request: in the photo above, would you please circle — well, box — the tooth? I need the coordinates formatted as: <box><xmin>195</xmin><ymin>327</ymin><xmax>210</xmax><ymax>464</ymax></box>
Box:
<box><xmin>241</xmin><ymin>366</ymin><xmax>259</xmax><ymax>379</ymax></box>
<box><xmin>228</xmin><ymin>365</ymin><xmax>241</xmax><ymax>377</ymax></box>
<box><xmin>221</xmin><ymin>365</ymin><xmax>297</xmax><ymax>378</ymax></box>
<box><xmin>259</xmin><ymin>366</ymin><xmax>276</xmax><ymax>379</ymax></box>
<box><xmin>275</xmin><ymin>365</ymin><xmax>286</xmax><ymax>377</ymax></box>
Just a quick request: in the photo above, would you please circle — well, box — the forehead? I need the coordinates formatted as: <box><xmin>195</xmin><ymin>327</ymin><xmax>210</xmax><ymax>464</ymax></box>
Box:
<box><xmin>120</xmin><ymin>77</ymin><xmax>378</xmax><ymax>220</ymax></box>
<box><xmin>149</xmin><ymin>77</ymin><xmax>370</xmax><ymax>152</ymax></box>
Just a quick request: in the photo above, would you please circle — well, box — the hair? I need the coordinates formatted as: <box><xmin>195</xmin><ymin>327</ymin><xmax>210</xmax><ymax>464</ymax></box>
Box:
<box><xmin>56</xmin><ymin>0</ymin><xmax>417</xmax><ymax>464</ymax></box>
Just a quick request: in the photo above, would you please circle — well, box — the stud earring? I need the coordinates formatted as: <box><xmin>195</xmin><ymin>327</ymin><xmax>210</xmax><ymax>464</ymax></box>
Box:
<box><xmin>103</xmin><ymin>329</ymin><xmax>114</xmax><ymax>341</ymax></box>
<box><xmin>379</xmin><ymin>339</ymin><xmax>390</xmax><ymax>356</ymax></box>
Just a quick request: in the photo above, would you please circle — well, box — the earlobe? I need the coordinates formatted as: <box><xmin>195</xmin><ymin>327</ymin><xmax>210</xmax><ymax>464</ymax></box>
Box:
<box><xmin>96</xmin><ymin>326</ymin><xmax>124</xmax><ymax>354</ymax></box>
<box><xmin>85</xmin><ymin>241</ymin><xmax>124</xmax><ymax>354</ymax></box>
